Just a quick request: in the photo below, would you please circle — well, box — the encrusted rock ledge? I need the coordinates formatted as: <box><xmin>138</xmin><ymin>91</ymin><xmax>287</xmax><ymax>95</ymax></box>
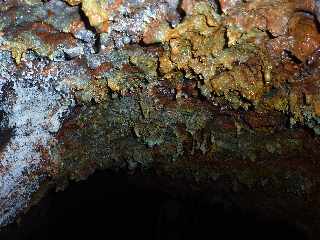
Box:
<box><xmin>1</xmin><ymin>0</ymin><xmax>320</xmax><ymax>238</ymax></box>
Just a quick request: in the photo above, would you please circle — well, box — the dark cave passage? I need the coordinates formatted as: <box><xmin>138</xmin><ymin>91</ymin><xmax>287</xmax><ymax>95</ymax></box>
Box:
<box><xmin>0</xmin><ymin>170</ymin><xmax>308</xmax><ymax>240</ymax></box>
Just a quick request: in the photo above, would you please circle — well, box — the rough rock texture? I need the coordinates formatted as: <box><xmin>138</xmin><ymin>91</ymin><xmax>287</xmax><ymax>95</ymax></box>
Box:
<box><xmin>1</xmin><ymin>0</ymin><xmax>320</xmax><ymax>238</ymax></box>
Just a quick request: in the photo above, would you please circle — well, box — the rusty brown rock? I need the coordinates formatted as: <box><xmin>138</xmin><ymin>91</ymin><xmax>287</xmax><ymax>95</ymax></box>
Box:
<box><xmin>288</xmin><ymin>13</ymin><xmax>320</xmax><ymax>61</ymax></box>
<box><xmin>224</xmin><ymin>0</ymin><xmax>317</xmax><ymax>36</ymax></box>
<box><xmin>1</xmin><ymin>1</ymin><xmax>320</xmax><ymax>238</ymax></box>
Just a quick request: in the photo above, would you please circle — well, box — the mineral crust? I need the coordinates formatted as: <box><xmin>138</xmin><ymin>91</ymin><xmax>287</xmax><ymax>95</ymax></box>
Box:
<box><xmin>1</xmin><ymin>0</ymin><xmax>320</xmax><ymax>238</ymax></box>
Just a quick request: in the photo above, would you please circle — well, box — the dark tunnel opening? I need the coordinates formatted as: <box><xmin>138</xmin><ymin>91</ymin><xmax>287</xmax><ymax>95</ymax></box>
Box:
<box><xmin>0</xmin><ymin>170</ymin><xmax>309</xmax><ymax>240</ymax></box>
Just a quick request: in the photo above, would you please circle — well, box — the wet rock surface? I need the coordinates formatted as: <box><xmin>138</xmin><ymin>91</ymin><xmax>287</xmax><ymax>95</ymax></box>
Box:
<box><xmin>0</xmin><ymin>0</ymin><xmax>320</xmax><ymax>238</ymax></box>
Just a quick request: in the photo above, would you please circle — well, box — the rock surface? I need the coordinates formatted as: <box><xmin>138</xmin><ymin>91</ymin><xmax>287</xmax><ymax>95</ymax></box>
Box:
<box><xmin>1</xmin><ymin>0</ymin><xmax>320</xmax><ymax>237</ymax></box>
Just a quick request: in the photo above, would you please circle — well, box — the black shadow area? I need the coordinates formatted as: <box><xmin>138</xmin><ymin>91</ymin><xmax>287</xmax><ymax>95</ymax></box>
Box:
<box><xmin>0</xmin><ymin>170</ymin><xmax>308</xmax><ymax>240</ymax></box>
